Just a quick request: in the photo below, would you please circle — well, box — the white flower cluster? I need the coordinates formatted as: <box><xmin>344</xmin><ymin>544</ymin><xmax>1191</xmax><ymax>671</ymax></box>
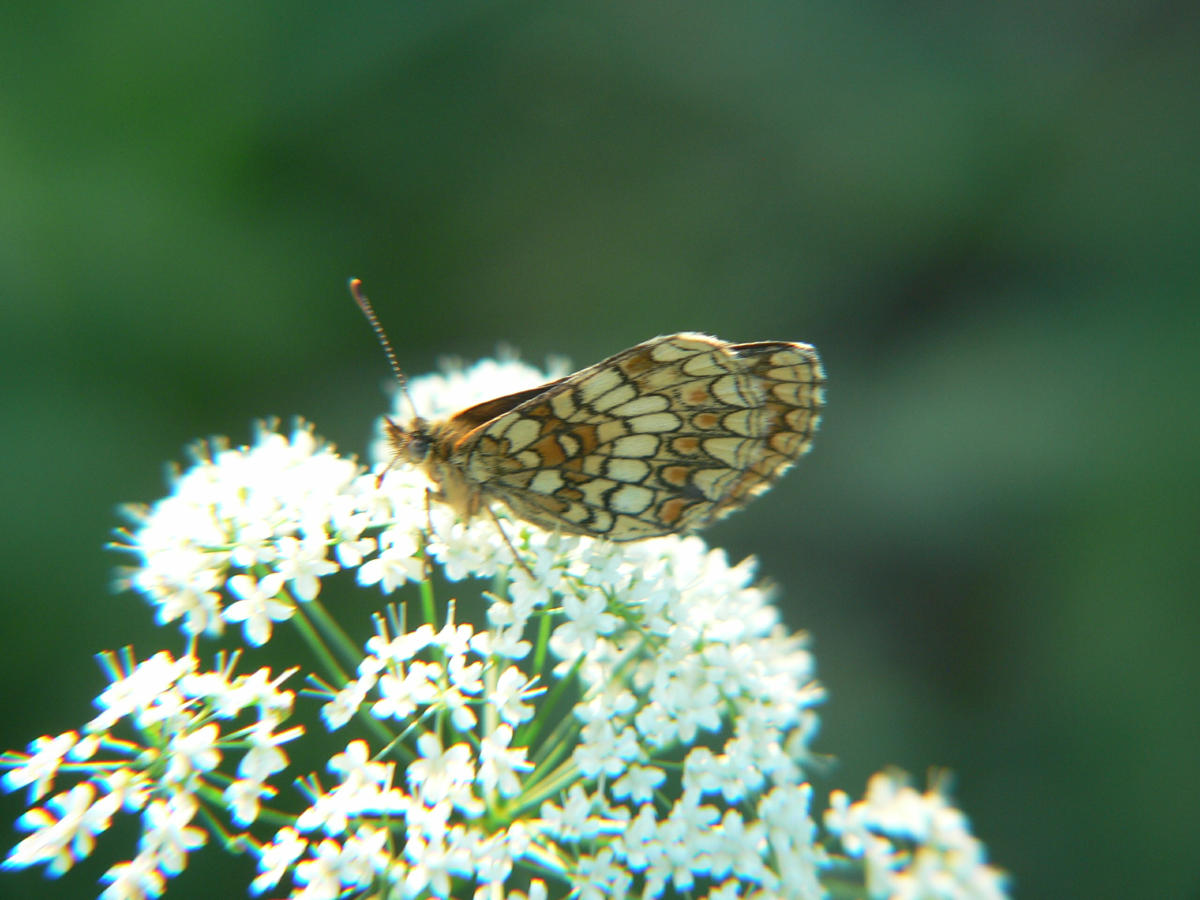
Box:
<box><xmin>262</xmin><ymin>523</ymin><xmax>827</xmax><ymax>899</ymax></box>
<box><xmin>1</xmin><ymin>355</ymin><xmax>1010</xmax><ymax>900</ymax></box>
<box><xmin>2</xmin><ymin>650</ymin><xmax>299</xmax><ymax>897</ymax></box>
<box><xmin>824</xmin><ymin>771</ymin><xmax>1008</xmax><ymax>899</ymax></box>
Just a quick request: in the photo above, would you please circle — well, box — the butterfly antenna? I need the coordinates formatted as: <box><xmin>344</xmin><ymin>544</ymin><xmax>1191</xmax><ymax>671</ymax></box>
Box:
<box><xmin>349</xmin><ymin>278</ymin><xmax>421</xmax><ymax>420</ymax></box>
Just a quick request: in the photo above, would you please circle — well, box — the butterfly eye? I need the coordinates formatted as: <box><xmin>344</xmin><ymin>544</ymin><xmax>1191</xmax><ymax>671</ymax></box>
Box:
<box><xmin>406</xmin><ymin>434</ymin><xmax>430</xmax><ymax>462</ymax></box>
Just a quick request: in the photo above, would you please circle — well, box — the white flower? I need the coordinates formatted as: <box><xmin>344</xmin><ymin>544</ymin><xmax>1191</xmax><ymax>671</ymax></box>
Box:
<box><xmin>437</xmin><ymin>617</ymin><xmax>478</xmax><ymax>657</ymax></box>
<box><xmin>330</xmin><ymin>507</ymin><xmax>376</xmax><ymax>567</ymax></box>
<box><xmin>539</xmin><ymin>784</ymin><xmax>603</xmax><ymax>843</ymax></box>
<box><xmin>489</xmin><ymin>665</ymin><xmax>540</xmax><ymax>726</ymax></box>
<box><xmin>138</xmin><ymin>795</ymin><xmax>205</xmax><ymax>876</ymax></box>
<box><xmin>225</xmin><ymin>572</ymin><xmax>293</xmax><ymax>645</ymax></box>
<box><xmin>401</xmin><ymin>816</ymin><xmax>476</xmax><ymax>898</ymax></box>
<box><xmin>88</xmin><ymin>652</ymin><xmax>196</xmax><ymax>733</ymax></box>
<box><xmin>472</xmin><ymin>824</ymin><xmax>528</xmax><ymax>884</ymax></box>
<box><xmin>357</xmin><ymin>526</ymin><xmax>425</xmax><ymax>593</ymax></box>
<box><xmin>373</xmin><ymin>660</ymin><xmax>440</xmax><ymax>721</ymax></box>
<box><xmin>550</xmin><ymin>588</ymin><xmax>620</xmax><ymax>658</ymax></box>
<box><xmin>275</xmin><ymin>534</ymin><xmax>339</xmax><ymax>601</ymax></box>
<box><xmin>338</xmin><ymin>824</ymin><xmax>389</xmax><ymax>888</ymax></box>
<box><xmin>328</xmin><ymin>740</ymin><xmax>389</xmax><ymax>793</ymax></box>
<box><xmin>251</xmin><ymin>826</ymin><xmax>306</xmax><ymax>895</ymax></box>
<box><xmin>477</xmin><ymin>725</ymin><xmax>532</xmax><ymax>798</ymax></box>
<box><xmin>321</xmin><ymin>675</ymin><xmax>370</xmax><ymax>731</ymax></box>
<box><xmin>100</xmin><ymin>851</ymin><xmax>166</xmax><ymax>900</ymax></box>
<box><xmin>150</xmin><ymin>574</ymin><xmax>224</xmax><ymax>637</ymax></box>
<box><xmin>611</xmin><ymin>763</ymin><xmax>665</xmax><ymax>804</ymax></box>
<box><xmin>4</xmin><ymin>782</ymin><xmax>112</xmax><ymax>875</ymax></box>
<box><xmin>574</xmin><ymin>846</ymin><xmax>633</xmax><ymax>900</ymax></box>
<box><xmin>612</xmin><ymin>802</ymin><xmax>662</xmax><ymax>872</ymax></box>
<box><xmin>705</xmin><ymin>809</ymin><xmax>768</xmax><ymax>881</ymax></box>
<box><xmin>2</xmin><ymin>731</ymin><xmax>78</xmax><ymax>802</ymax></box>
<box><xmin>441</xmin><ymin>652</ymin><xmax>484</xmax><ymax>730</ymax></box>
<box><xmin>429</xmin><ymin>519</ymin><xmax>504</xmax><ymax>580</ymax></box>
<box><xmin>573</xmin><ymin>717</ymin><xmax>639</xmax><ymax>779</ymax></box>
<box><xmin>224</xmin><ymin>777</ymin><xmax>274</xmax><ymax>826</ymax></box>
<box><xmin>294</xmin><ymin>837</ymin><xmax>343</xmax><ymax>899</ymax></box>
<box><xmin>98</xmin><ymin>769</ymin><xmax>151</xmax><ymax>814</ymax></box>
<box><xmin>185</xmin><ymin>664</ymin><xmax>296</xmax><ymax>721</ymax></box>
<box><xmin>407</xmin><ymin>733</ymin><xmax>481</xmax><ymax>816</ymax></box>
<box><xmin>487</xmin><ymin>624</ymin><xmax>533</xmax><ymax>660</ymax></box>
<box><xmin>165</xmin><ymin>723</ymin><xmax>220</xmax><ymax>784</ymax></box>
<box><xmin>238</xmin><ymin>718</ymin><xmax>301</xmax><ymax>781</ymax></box>
<box><xmin>366</xmin><ymin>621</ymin><xmax>436</xmax><ymax>663</ymax></box>
<box><xmin>824</xmin><ymin>771</ymin><xmax>1008</xmax><ymax>900</ymax></box>
<box><xmin>296</xmin><ymin>740</ymin><xmax>401</xmax><ymax>837</ymax></box>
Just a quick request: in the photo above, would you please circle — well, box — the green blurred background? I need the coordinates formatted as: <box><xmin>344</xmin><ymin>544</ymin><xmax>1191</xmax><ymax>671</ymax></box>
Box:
<box><xmin>2</xmin><ymin>2</ymin><xmax>1197</xmax><ymax>898</ymax></box>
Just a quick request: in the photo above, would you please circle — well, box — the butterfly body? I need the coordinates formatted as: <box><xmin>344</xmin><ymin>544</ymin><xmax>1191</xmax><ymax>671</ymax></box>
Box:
<box><xmin>384</xmin><ymin>332</ymin><xmax>824</xmax><ymax>542</ymax></box>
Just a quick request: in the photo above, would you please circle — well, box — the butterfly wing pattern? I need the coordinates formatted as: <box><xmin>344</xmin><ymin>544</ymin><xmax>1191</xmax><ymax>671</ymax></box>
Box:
<box><xmin>392</xmin><ymin>333</ymin><xmax>824</xmax><ymax>542</ymax></box>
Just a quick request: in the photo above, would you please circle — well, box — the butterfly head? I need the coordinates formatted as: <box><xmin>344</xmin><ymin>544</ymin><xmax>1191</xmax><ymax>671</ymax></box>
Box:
<box><xmin>384</xmin><ymin>416</ymin><xmax>433</xmax><ymax>465</ymax></box>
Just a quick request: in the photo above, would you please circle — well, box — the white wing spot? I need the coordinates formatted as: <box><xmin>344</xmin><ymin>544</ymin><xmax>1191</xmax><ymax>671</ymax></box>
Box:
<box><xmin>610</xmin><ymin>484</ymin><xmax>654</xmax><ymax>514</ymax></box>
<box><xmin>771</xmin><ymin>380</ymin><xmax>813</xmax><ymax>406</ymax></box>
<box><xmin>721</xmin><ymin>408</ymin><xmax>765</xmax><ymax>437</ymax></box>
<box><xmin>596</xmin><ymin>420</ymin><xmax>629</xmax><ymax>445</ymax></box>
<box><xmin>605</xmin><ymin>458</ymin><xmax>651</xmax><ymax>483</ymax></box>
<box><xmin>703</xmin><ymin>436</ymin><xmax>752</xmax><ymax>467</ymax></box>
<box><xmin>693</xmin><ymin>467</ymin><xmax>736</xmax><ymax>500</ymax></box>
<box><xmin>711</xmin><ymin>373</ymin><xmax>762</xmax><ymax>408</ymax></box>
<box><xmin>681</xmin><ymin>351</ymin><xmax>732</xmax><ymax>377</ymax></box>
<box><xmin>505</xmin><ymin>417</ymin><xmax>542</xmax><ymax>453</ymax></box>
<box><xmin>649</xmin><ymin>336</ymin><xmax>710</xmax><ymax>361</ymax></box>
<box><xmin>592</xmin><ymin>382</ymin><xmax>638</xmax><ymax>412</ymax></box>
<box><xmin>580</xmin><ymin>477</ymin><xmax>617</xmax><ymax>508</ymax></box>
<box><xmin>610</xmin><ymin>394</ymin><xmax>669</xmax><ymax>417</ymax></box>
<box><xmin>561</xmin><ymin>501</ymin><xmax>590</xmax><ymax>524</ymax></box>
<box><xmin>529</xmin><ymin>470</ymin><xmax>565</xmax><ymax>494</ymax></box>
<box><xmin>551</xmin><ymin>390</ymin><xmax>578</xmax><ymax>419</ymax></box>
<box><xmin>610</xmin><ymin>434</ymin><xmax>660</xmax><ymax>458</ymax></box>
<box><xmin>590</xmin><ymin>508</ymin><xmax>614</xmax><ymax>532</ymax></box>
<box><xmin>629</xmin><ymin>412</ymin><xmax>682</xmax><ymax>433</ymax></box>
<box><xmin>578</xmin><ymin>369</ymin><xmax>623</xmax><ymax>404</ymax></box>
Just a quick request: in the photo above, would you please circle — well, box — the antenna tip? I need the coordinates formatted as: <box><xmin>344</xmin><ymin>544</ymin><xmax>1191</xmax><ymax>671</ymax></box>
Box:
<box><xmin>349</xmin><ymin>278</ymin><xmax>372</xmax><ymax>313</ymax></box>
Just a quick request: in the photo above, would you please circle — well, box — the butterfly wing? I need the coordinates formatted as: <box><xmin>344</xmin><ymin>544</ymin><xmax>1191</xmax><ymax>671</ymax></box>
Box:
<box><xmin>447</xmin><ymin>333</ymin><xmax>824</xmax><ymax>540</ymax></box>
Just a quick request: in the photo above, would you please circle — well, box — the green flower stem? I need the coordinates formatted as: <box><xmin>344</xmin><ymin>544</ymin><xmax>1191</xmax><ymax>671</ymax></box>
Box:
<box><xmin>303</xmin><ymin>594</ymin><xmax>365</xmax><ymax>673</ymax></box>
<box><xmin>531</xmin><ymin>603</ymin><xmax>553</xmax><ymax>680</ymax></box>
<box><xmin>288</xmin><ymin>600</ymin><xmax>350</xmax><ymax>687</ymax></box>
<box><xmin>512</xmin><ymin>757</ymin><xmax>582</xmax><ymax>817</ymax></box>
<box><xmin>518</xmin><ymin>664</ymin><xmax>581</xmax><ymax>755</ymax></box>
<box><xmin>417</xmin><ymin>551</ymin><xmax>438</xmax><ymax>626</ymax></box>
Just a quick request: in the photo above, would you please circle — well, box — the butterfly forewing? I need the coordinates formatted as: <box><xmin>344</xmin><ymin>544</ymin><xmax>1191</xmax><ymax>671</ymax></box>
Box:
<box><xmin>420</xmin><ymin>333</ymin><xmax>824</xmax><ymax>541</ymax></box>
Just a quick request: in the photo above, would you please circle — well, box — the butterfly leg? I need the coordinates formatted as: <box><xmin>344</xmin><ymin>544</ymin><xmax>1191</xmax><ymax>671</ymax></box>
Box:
<box><xmin>419</xmin><ymin>486</ymin><xmax>438</xmax><ymax>579</ymax></box>
<box><xmin>486</xmin><ymin>505</ymin><xmax>535</xmax><ymax>580</ymax></box>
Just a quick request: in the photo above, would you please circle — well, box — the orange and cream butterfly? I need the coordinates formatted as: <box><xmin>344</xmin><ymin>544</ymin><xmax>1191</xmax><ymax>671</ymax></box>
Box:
<box><xmin>353</xmin><ymin>280</ymin><xmax>825</xmax><ymax>542</ymax></box>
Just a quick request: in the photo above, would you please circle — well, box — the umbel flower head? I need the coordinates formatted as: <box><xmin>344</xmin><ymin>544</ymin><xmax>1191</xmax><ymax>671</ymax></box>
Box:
<box><xmin>1</xmin><ymin>354</ymin><xmax>1008</xmax><ymax>900</ymax></box>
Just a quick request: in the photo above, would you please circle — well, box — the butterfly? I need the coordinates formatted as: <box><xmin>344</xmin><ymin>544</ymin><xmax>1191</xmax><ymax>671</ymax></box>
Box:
<box><xmin>353</xmin><ymin>281</ymin><xmax>824</xmax><ymax>541</ymax></box>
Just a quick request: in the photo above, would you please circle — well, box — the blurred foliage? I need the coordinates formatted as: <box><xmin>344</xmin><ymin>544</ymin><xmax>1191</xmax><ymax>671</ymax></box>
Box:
<box><xmin>1</xmin><ymin>2</ymin><xmax>1197</xmax><ymax>898</ymax></box>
